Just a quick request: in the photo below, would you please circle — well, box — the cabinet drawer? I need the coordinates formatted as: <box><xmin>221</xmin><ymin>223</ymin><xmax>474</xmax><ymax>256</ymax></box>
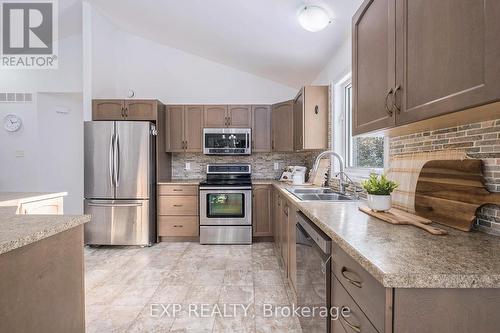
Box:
<box><xmin>332</xmin><ymin>243</ymin><xmax>386</xmax><ymax>333</ymax></box>
<box><xmin>158</xmin><ymin>185</ymin><xmax>198</xmax><ymax>196</ymax></box>
<box><xmin>158</xmin><ymin>196</ymin><xmax>198</xmax><ymax>215</ymax></box>
<box><xmin>332</xmin><ymin>276</ymin><xmax>379</xmax><ymax>333</ymax></box>
<box><xmin>158</xmin><ymin>216</ymin><xmax>199</xmax><ymax>237</ymax></box>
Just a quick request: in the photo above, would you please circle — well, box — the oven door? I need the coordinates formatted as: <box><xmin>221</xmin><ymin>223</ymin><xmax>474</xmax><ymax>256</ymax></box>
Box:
<box><xmin>199</xmin><ymin>187</ymin><xmax>252</xmax><ymax>226</ymax></box>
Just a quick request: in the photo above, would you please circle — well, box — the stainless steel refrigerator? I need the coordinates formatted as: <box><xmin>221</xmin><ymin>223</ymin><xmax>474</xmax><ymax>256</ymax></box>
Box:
<box><xmin>84</xmin><ymin>121</ymin><xmax>156</xmax><ymax>246</ymax></box>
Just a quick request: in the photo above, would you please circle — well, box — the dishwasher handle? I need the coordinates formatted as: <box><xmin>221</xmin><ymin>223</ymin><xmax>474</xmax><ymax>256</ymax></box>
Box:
<box><xmin>296</xmin><ymin>211</ymin><xmax>331</xmax><ymax>254</ymax></box>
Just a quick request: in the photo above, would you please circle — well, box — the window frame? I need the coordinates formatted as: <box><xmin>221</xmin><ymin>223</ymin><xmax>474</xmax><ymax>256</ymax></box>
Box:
<box><xmin>331</xmin><ymin>74</ymin><xmax>388</xmax><ymax>181</ymax></box>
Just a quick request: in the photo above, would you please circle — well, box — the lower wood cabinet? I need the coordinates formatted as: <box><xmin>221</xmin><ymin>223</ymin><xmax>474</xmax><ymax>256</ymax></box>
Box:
<box><xmin>252</xmin><ymin>185</ymin><xmax>273</xmax><ymax>237</ymax></box>
<box><xmin>331</xmin><ymin>242</ymin><xmax>386</xmax><ymax>333</ymax></box>
<box><xmin>157</xmin><ymin>184</ymin><xmax>199</xmax><ymax>238</ymax></box>
<box><xmin>158</xmin><ymin>216</ymin><xmax>199</xmax><ymax>237</ymax></box>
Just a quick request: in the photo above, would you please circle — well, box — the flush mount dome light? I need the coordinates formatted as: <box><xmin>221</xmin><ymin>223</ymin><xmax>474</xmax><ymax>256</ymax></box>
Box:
<box><xmin>297</xmin><ymin>5</ymin><xmax>331</xmax><ymax>32</ymax></box>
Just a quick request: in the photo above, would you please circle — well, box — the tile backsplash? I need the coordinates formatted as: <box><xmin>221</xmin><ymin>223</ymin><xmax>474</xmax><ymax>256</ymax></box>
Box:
<box><xmin>171</xmin><ymin>152</ymin><xmax>311</xmax><ymax>180</ymax></box>
<box><xmin>389</xmin><ymin>118</ymin><xmax>500</xmax><ymax>236</ymax></box>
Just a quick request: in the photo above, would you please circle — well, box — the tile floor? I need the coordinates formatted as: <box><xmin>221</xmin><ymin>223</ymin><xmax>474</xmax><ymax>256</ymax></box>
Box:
<box><xmin>85</xmin><ymin>242</ymin><xmax>302</xmax><ymax>333</ymax></box>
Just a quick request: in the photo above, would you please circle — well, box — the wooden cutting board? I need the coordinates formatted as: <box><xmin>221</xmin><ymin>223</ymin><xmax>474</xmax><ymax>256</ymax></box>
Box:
<box><xmin>359</xmin><ymin>206</ymin><xmax>448</xmax><ymax>235</ymax></box>
<box><xmin>415</xmin><ymin>159</ymin><xmax>500</xmax><ymax>231</ymax></box>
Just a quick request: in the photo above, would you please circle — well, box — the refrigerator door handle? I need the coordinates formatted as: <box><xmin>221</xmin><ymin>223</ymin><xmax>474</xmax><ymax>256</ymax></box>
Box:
<box><xmin>109</xmin><ymin>132</ymin><xmax>115</xmax><ymax>188</ymax></box>
<box><xmin>87</xmin><ymin>202</ymin><xmax>143</xmax><ymax>208</ymax></box>
<box><xmin>114</xmin><ymin>132</ymin><xmax>120</xmax><ymax>187</ymax></box>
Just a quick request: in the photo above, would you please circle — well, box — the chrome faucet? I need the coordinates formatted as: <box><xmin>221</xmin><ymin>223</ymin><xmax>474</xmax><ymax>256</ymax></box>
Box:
<box><xmin>312</xmin><ymin>151</ymin><xmax>346</xmax><ymax>194</ymax></box>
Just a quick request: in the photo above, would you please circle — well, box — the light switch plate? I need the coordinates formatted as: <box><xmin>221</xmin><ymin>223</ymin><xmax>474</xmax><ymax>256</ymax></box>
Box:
<box><xmin>185</xmin><ymin>162</ymin><xmax>191</xmax><ymax>170</ymax></box>
<box><xmin>274</xmin><ymin>162</ymin><xmax>280</xmax><ymax>170</ymax></box>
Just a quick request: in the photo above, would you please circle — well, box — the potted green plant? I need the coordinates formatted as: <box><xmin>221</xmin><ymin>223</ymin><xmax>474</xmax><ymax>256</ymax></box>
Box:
<box><xmin>361</xmin><ymin>173</ymin><xmax>399</xmax><ymax>212</ymax></box>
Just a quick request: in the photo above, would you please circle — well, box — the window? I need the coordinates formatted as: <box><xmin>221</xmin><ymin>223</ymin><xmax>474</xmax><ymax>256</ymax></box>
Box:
<box><xmin>333</xmin><ymin>75</ymin><xmax>387</xmax><ymax>179</ymax></box>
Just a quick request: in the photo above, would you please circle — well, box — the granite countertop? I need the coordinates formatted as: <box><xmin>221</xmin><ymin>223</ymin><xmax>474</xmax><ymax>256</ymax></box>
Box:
<box><xmin>0</xmin><ymin>192</ymin><xmax>90</xmax><ymax>255</ymax></box>
<box><xmin>266</xmin><ymin>181</ymin><xmax>500</xmax><ymax>289</ymax></box>
<box><xmin>0</xmin><ymin>191</ymin><xmax>68</xmax><ymax>207</ymax></box>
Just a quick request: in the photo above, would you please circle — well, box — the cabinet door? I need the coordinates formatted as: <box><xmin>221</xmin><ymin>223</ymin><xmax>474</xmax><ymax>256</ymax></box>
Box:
<box><xmin>281</xmin><ymin>201</ymin><xmax>289</xmax><ymax>271</ymax></box>
<box><xmin>274</xmin><ymin>192</ymin><xmax>282</xmax><ymax>251</ymax></box>
<box><xmin>124</xmin><ymin>100</ymin><xmax>157</xmax><ymax>120</ymax></box>
<box><xmin>287</xmin><ymin>205</ymin><xmax>297</xmax><ymax>291</ymax></box>
<box><xmin>352</xmin><ymin>0</ymin><xmax>396</xmax><ymax>135</ymax></box>
<box><xmin>293</xmin><ymin>90</ymin><xmax>304</xmax><ymax>151</ymax></box>
<box><xmin>272</xmin><ymin>101</ymin><xmax>294</xmax><ymax>152</ymax></box>
<box><xmin>251</xmin><ymin>105</ymin><xmax>272</xmax><ymax>152</ymax></box>
<box><xmin>92</xmin><ymin>100</ymin><xmax>124</xmax><ymax>120</ymax></box>
<box><xmin>184</xmin><ymin>105</ymin><xmax>204</xmax><ymax>152</ymax></box>
<box><xmin>203</xmin><ymin>105</ymin><xmax>228</xmax><ymax>127</ymax></box>
<box><xmin>395</xmin><ymin>0</ymin><xmax>500</xmax><ymax>124</ymax></box>
<box><xmin>303</xmin><ymin>86</ymin><xmax>329</xmax><ymax>150</ymax></box>
<box><xmin>166</xmin><ymin>105</ymin><xmax>185</xmax><ymax>152</ymax></box>
<box><xmin>252</xmin><ymin>185</ymin><xmax>272</xmax><ymax>237</ymax></box>
<box><xmin>227</xmin><ymin>105</ymin><xmax>252</xmax><ymax>128</ymax></box>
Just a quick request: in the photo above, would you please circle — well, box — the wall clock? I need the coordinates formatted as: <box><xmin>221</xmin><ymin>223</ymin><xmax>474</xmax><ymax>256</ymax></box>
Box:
<box><xmin>3</xmin><ymin>114</ymin><xmax>22</xmax><ymax>132</ymax></box>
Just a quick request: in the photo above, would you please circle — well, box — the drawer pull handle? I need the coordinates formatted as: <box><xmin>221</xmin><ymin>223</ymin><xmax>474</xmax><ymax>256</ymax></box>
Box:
<box><xmin>173</xmin><ymin>225</ymin><xmax>183</xmax><ymax>228</ymax></box>
<box><xmin>172</xmin><ymin>189</ymin><xmax>183</xmax><ymax>192</ymax></box>
<box><xmin>340</xmin><ymin>307</ymin><xmax>361</xmax><ymax>333</ymax></box>
<box><xmin>173</xmin><ymin>204</ymin><xmax>183</xmax><ymax>207</ymax></box>
<box><xmin>341</xmin><ymin>267</ymin><xmax>363</xmax><ymax>288</ymax></box>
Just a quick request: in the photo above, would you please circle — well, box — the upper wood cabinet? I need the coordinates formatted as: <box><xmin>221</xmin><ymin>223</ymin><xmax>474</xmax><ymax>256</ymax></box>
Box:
<box><xmin>125</xmin><ymin>100</ymin><xmax>158</xmax><ymax>120</ymax></box>
<box><xmin>165</xmin><ymin>105</ymin><xmax>204</xmax><ymax>153</ymax></box>
<box><xmin>227</xmin><ymin>105</ymin><xmax>252</xmax><ymax>127</ymax></box>
<box><xmin>203</xmin><ymin>105</ymin><xmax>227</xmax><ymax>127</ymax></box>
<box><xmin>252</xmin><ymin>185</ymin><xmax>273</xmax><ymax>237</ymax></box>
<box><xmin>353</xmin><ymin>0</ymin><xmax>500</xmax><ymax>135</ymax></box>
<box><xmin>352</xmin><ymin>0</ymin><xmax>396</xmax><ymax>135</ymax></box>
<box><xmin>293</xmin><ymin>86</ymin><xmax>329</xmax><ymax>151</ymax></box>
<box><xmin>166</xmin><ymin>105</ymin><xmax>184</xmax><ymax>152</ymax></box>
<box><xmin>92</xmin><ymin>99</ymin><xmax>158</xmax><ymax>121</ymax></box>
<box><xmin>203</xmin><ymin>105</ymin><xmax>252</xmax><ymax>128</ymax></box>
<box><xmin>251</xmin><ymin>105</ymin><xmax>272</xmax><ymax>152</ymax></box>
<box><xmin>271</xmin><ymin>101</ymin><xmax>294</xmax><ymax>152</ymax></box>
<box><xmin>395</xmin><ymin>0</ymin><xmax>500</xmax><ymax>125</ymax></box>
<box><xmin>184</xmin><ymin>105</ymin><xmax>204</xmax><ymax>152</ymax></box>
<box><xmin>92</xmin><ymin>100</ymin><xmax>125</xmax><ymax>120</ymax></box>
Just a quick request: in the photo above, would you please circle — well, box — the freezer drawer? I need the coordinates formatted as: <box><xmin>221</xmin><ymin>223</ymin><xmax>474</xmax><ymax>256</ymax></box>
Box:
<box><xmin>84</xmin><ymin>199</ymin><xmax>151</xmax><ymax>246</ymax></box>
<box><xmin>199</xmin><ymin>226</ymin><xmax>252</xmax><ymax>244</ymax></box>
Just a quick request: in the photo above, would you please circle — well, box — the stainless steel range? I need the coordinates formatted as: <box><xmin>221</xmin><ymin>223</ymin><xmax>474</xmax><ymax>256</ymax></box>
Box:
<box><xmin>199</xmin><ymin>164</ymin><xmax>252</xmax><ymax>244</ymax></box>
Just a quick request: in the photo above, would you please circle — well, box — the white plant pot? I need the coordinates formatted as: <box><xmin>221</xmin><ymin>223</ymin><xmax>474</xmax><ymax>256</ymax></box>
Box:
<box><xmin>367</xmin><ymin>194</ymin><xmax>392</xmax><ymax>212</ymax></box>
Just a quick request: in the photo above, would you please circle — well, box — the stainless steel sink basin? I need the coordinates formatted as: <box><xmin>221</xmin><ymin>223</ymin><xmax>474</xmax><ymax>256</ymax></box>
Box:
<box><xmin>286</xmin><ymin>188</ymin><xmax>356</xmax><ymax>201</ymax></box>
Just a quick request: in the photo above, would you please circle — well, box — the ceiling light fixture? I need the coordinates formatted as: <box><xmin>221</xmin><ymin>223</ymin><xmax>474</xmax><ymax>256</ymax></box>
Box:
<box><xmin>297</xmin><ymin>5</ymin><xmax>331</xmax><ymax>32</ymax></box>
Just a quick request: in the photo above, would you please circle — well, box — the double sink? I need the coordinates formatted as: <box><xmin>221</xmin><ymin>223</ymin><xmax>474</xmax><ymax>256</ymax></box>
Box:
<box><xmin>286</xmin><ymin>187</ymin><xmax>356</xmax><ymax>202</ymax></box>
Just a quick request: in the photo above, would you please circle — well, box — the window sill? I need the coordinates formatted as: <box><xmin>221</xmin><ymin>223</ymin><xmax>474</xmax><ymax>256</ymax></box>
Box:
<box><xmin>332</xmin><ymin>168</ymin><xmax>383</xmax><ymax>184</ymax></box>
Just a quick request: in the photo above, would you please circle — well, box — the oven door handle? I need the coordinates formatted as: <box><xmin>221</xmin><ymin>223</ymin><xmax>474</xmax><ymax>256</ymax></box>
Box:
<box><xmin>199</xmin><ymin>187</ymin><xmax>252</xmax><ymax>191</ymax></box>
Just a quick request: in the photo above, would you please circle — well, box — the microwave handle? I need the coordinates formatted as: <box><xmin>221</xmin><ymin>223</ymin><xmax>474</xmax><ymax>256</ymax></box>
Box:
<box><xmin>247</xmin><ymin>132</ymin><xmax>250</xmax><ymax>148</ymax></box>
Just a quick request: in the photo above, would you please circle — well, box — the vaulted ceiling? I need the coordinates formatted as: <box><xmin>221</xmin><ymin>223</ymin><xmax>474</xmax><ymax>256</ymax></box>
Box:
<box><xmin>88</xmin><ymin>0</ymin><xmax>362</xmax><ymax>88</ymax></box>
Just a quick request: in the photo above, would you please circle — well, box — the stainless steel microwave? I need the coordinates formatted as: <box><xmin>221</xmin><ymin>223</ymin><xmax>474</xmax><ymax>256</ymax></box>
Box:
<box><xmin>203</xmin><ymin>128</ymin><xmax>251</xmax><ymax>155</ymax></box>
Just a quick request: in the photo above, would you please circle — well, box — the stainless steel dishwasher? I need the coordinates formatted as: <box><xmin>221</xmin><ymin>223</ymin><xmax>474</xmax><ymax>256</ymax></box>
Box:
<box><xmin>296</xmin><ymin>211</ymin><xmax>332</xmax><ymax>333</ymax></box>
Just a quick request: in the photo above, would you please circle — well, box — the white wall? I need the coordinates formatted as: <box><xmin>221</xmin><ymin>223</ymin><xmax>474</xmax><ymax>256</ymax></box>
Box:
<box><xmin>313</xmin><ymin>36</ymin><xmax>352</xmax><ymax>86</ymax></box>
<box><xmin>0</xmin><ymin>0</ymin><xmax>84</xmax><ymax>213</ymax></box>
<box><xmin>90</xmin><ymin>7</ymin><xmax>296</xmax><ymax>104</ymax></box>
<box><xmin>36</xmin><ymin>93</ymin><xmax>83</xmax><ymax>214</ymax></box>
<box><xmin>0</xmin><ymin>34</ymin><xmax>82</xmax><ymax>93</ymax></box>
